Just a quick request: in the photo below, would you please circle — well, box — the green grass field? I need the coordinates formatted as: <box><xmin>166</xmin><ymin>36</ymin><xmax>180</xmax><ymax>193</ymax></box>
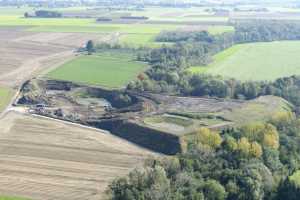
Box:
<box><xmin>0</xmin><ymin>6</ymin><xmax>233</xmax><ymax>35</ymax></box>
<box><xmin>189</xmin><ymin>41</ymin><xmax>300</xmax><ymax>81</ymax></box>
<box><xmin>47</xmin><ymin>53</ymin><xmax>148</xmax><ymax>88</ymax></box>
<box><xmin>207</xmin><ymin>26</ymin><xmax>234</xmax><ymax>35</ymax></box>
<box><xmin>119</xmin><ymin>33</ymin><xmax>173</xmax><ymax>48</ymax></box>
<box><xmin>0</xmin><ymin>87</ymin><xmax>13</xmax><ymax>111</ymax></box>
<box><xmin>119</xmin><ymin>33</ymin><xmax>158</xmax><ymax>48</ymax></box>
<box><xmin>0</xmin><ymin>14</ymin><xmax>180</xmax><ymax>34</ymax></box>
<box><xmin>27</xmin><ymin>23</ymin><xmax>179</xmax><ymax>34</ymax></box>
<box><xmin>0</xmin><ymin>196</ymin><xmax>28</xmax><ymax>200</ymax></box>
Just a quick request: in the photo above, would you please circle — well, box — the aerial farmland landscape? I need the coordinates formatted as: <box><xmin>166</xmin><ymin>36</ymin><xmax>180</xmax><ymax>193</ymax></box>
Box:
<box><xmin>2</xmin><ymin>0</ymin><xmax>300</xmax><ymax>200</ymax></box>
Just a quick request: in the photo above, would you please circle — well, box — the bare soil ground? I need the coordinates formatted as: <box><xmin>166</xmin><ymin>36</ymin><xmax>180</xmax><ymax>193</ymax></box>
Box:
<box><xmin>0</xmin><ymin>111</ymin><xmax>153</xmax><ymax>200</ymax></box>
<box><xmin>152</xmin><ymin>94</ymin><xmax>244</xmax><ymax>113</ymax></box>
<box><xmin>0</xmin><ymin>28</ymin><xmax>107</xmax><ymax>88</ymax></box>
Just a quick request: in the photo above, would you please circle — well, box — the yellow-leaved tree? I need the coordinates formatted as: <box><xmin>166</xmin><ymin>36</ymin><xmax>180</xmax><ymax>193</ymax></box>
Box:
<box><xmin>262</xmin><ymin>124</ymin><xmax>279</xmax><ymax>149</ymax></box>
<box><xmin>249</xmin><ymin>141</ymin><xmax>263</xmax><ymax>158</ymax></box>
<box><xmin>270</xmin><ymin>111</ymin><xmax>295</xmax><ymax>129</ymax></box>
<box><xmin>237</xmin><ymin>137</ymin><xmax>263</xmax><ymax>158</ymax></box>
<box><xmin>195</xmin><ymin>127</ymin><xmax>222</xmax><ymax>149</ymax></box>
<box><xmin>240</xmin><ymin>123</ymin><xmax>279</xmax><ymax>150</ymax></box>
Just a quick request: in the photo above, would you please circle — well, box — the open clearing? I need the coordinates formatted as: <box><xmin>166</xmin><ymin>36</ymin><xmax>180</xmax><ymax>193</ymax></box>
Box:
<box><xmin>47</xmin><ymin>53</ymin><xmax>148</xmax><ymax>88</ymax></box>
<box><xmin>0</xmin><ymin>112</ymin><xmax>153</xmax><ymax>200</ymax></box>
<box><xmin>189</xmin><ymin>41</ymin><xmax>300</xmax><ymax>81</ymax></box>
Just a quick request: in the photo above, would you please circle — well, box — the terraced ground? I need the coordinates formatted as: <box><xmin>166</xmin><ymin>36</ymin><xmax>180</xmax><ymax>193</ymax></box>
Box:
<box><xmin>0</xmin><ymin>112</ymin><xmax>153</xmax><ymax>200</ymax></box>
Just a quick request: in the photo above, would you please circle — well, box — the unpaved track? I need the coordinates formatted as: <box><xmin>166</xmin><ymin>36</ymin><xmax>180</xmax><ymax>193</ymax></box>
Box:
<box><xmin>0</xmin><ymin>111</ymin><xmax>154</xmax><ymax>200</ymax></box>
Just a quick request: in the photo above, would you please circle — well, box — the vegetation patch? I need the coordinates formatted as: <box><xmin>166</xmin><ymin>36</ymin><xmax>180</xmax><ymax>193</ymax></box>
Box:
<box><xmin>0</xmin><ymin>196</ymin><xmax>29</xmax><ymax>200</ymax></box>
<box><xmin>207</xmin><ymin>25</ymin><xmax>234</xmax><ymax>35</ymax></box>
<box><xmin>144</xmin><ymin>115</ymin><xmax>191</xmax><ymax>134</ymax></box>
<box><xmin>220</xmin><ymin>96</ymin><xmax>293</xmax><ymax>125</ymax></box>
<box><xmin>145</xmin><ymin>114</ymin><xmax>193</xmax><ymax>127</ymax></box>
<box><xmin>0</xmin><ymin>87</ymin><xmax>13</xmax><ymax>111</ymax></box>
<box><xmin>119</xmin><ymin>33</ymin><xmax>170</xmax><ymax>48</ymax></box>
<box><xmin>289</xmin><ymin>170</ymin><xmax>300</xmax><ymax>187</ymax></box>
<box><xmin>189</xmin><ymin>41</ymin><xmax>300</xmax><ymax>81</ymax></box>
<box><xmin>47</xmin><ymin>53</ymin><xmax>147</xmax><ymax>88</ymax></box>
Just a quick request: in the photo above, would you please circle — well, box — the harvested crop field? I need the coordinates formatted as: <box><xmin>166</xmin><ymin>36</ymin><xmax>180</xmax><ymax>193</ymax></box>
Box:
<box><xmin>0</xmin><ymin>112</ymin><xmax>153</xmax><ymax>200</ymax></box>
<box><xmin>0</xmin><ymin>27</ymin><xmax>106</xmax><ymax>88</ymax></box>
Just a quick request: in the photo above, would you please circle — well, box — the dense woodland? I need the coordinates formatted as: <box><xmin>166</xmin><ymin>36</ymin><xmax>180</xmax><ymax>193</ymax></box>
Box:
<box><xmin>108</xmin><ymin>21</ymin><xmax>300</xmax><ymax>200</ymax></box>
<box><xmin>128</xmin><ymin>21</ymin><xmax>300</xmax><ymax>108</ymax></box>
<box><xmin>109</xmin><ymin>111</ymin><xmax>300</xmax><ymax>200</ymax></box>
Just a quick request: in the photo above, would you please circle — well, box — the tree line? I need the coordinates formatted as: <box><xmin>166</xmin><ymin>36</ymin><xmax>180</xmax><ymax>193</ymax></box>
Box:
<box><xmin>127</xmin><ymin>21</ymin><xmax>300</xmax><ymax>108</ymax></box>
<box><xmin>24</xmin><ymin>10</ymin><xmax>62</xmax><ymax>18</ymax></box>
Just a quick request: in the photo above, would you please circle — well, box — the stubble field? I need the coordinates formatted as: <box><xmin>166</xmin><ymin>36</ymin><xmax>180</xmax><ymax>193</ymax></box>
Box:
<box><xmin>0</xmin><ymin>27</ymin><xmax>106</xmax><ymax>88</ymax></box>
<box><xmin>0</xmin><ymin>112</ymin><xmax>153</xmax><ymax>200</ymax></box>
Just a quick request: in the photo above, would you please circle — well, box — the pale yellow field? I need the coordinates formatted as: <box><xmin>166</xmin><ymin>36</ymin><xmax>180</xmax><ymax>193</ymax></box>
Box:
<box><xmin>0</xmin><ymin>28</ymin><xmax>107</xmax><ymax>88</ymax></box>
<box><xmin>0</xmin><ymin>112</ymin><xmax>154</xmax><ymax>200</ymax></box>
